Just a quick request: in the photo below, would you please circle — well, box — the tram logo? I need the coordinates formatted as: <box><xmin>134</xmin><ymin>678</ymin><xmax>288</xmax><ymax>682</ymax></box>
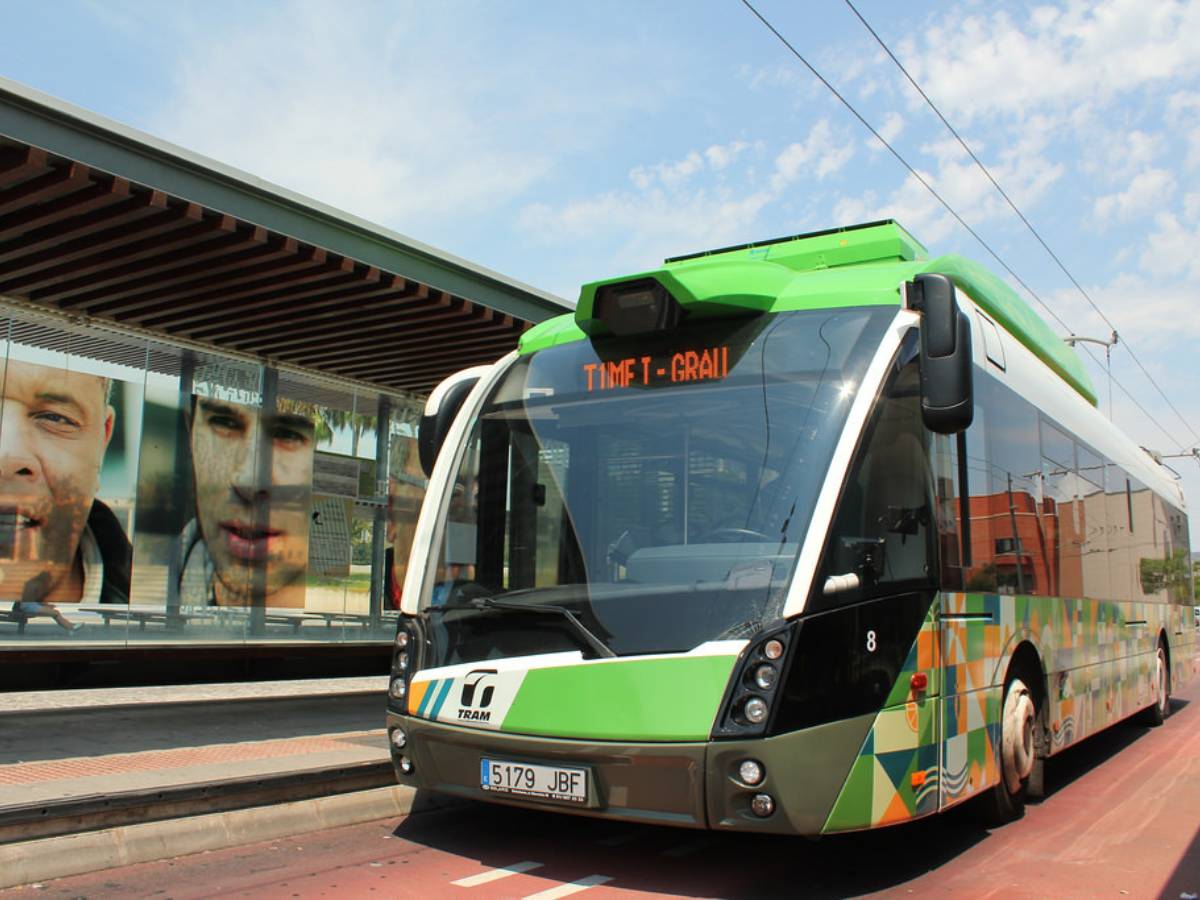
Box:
<box><xmin>458</xmin><ymin>669</ymin><xmax>498</xmax><ymax>721</ymax></box>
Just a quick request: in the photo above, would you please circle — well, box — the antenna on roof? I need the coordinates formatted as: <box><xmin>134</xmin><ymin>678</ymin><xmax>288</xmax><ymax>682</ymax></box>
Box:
<box><xmin>1065</xmin><ymin>331</ymin><xmax>1119</xmax><ymax>419</ymax></box>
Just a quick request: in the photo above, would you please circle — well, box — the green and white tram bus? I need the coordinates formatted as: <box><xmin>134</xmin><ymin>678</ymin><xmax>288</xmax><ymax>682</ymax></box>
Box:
<box><xmin>387</xmin><ymin>220</ymin><xmax>1195</xmax><ymax>834</ymax></box>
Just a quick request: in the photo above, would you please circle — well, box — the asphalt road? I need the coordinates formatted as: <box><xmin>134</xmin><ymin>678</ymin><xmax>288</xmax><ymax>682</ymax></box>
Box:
<box><xmin>9</xmin><ymin>679</ymin><xmax>1199</xmax><ymax>899</ymax></box>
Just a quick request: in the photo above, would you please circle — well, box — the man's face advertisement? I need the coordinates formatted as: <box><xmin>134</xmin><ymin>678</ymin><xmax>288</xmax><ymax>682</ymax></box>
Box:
<box><xmin>189</xmin><ymin>397</ymin><xmax>315</xmax><ymax>607</ymax></box>
<box><xmin>0</xmin><ymin>360</ymin><xmax>113</xmax><ymax>604</ymax></box>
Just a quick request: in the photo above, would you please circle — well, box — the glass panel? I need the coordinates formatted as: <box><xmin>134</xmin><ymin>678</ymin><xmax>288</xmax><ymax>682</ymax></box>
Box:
<box><xmin>1127</xmin><ymin>475</ymin><xmax>1163</xmax><ymax>601</ymax></box>
<box><xmin>1105</xmin><ymin>463</ymin><xmax>1136</xmax><ymax>602</ymax></box>
<box><xmin>820</xmin><ymin>351</ymin><xmax>936</xmax><ymax>604</ymax></box>
<box><xmin>0</xmin><ymin>308</ymin><xmax>419</xmax><ymax>652</ymax></box>
<box><xmin>134</xmin><ymin>345</ymin><xmax>266</xmax><ymax>643</ymax></box>
<box><xmin>962</xmin><ymin>382</ymin><xmax>996</xmax><ymax>592</ymax></box>
<box><xmin>304</xmin><ymin>381</ymin><xmax>360</xmax><ymax>639</ymax></box>
<box><xmin>385</xmin><ymin>398</ymin><xmax>425</xmax><ymax>612</ymax></box>
<box><xmin>0</xmin><ymin>314</ymin><xmax>146</xmax><ymax>647</ymax></box>
<box><xmin>423</xmin><ymin>307</ymin><xmax>893</xmax><ymax>663</ymax></box>
<box><xmin>1041</xmin><ymin>419</ymin><xmax>1080</xmax><ymax>598</ymax></box>
<box><xmin>1076</xmin><ymin>443</ymin><xmax>1109</xmax><ymax>599</ymax></box>
<box><xmin>963</xmin><ymin>374</ymin><xmax>1045</xmax><ymax>596</ymax></box>
<box><xmin>930</xmin><ymin>431</ymin><xmax>963</xmax><ymax>590</ymax></box>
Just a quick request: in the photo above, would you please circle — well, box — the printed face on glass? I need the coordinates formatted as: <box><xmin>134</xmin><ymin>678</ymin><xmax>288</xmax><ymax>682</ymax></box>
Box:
<box><xmin>189</xmin><ymin>397</ymin><xmax>315</xmax><ymax>606</ymax></box>
<box><xmin>0</xmin><ymin>360</ymin><xmax>114</xmax><ymax>604</ymax></box>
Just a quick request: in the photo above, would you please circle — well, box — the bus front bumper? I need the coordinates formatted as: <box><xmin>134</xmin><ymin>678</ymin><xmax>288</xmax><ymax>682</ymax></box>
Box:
<box><xmin>386</xmin><ymin>711</ymin><xmax>874</xmax><ymax>835</ymax></box>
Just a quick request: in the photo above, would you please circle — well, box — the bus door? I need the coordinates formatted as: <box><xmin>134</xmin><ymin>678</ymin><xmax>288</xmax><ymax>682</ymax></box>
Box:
<box><xmin>933</xmin><ymin>419</ymin><xmax>1004</xmax><ymax>810</ymax></box>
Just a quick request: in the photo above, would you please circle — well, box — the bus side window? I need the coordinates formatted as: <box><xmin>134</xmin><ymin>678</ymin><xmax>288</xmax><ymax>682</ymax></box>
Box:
<box><xmin>819</xmin><ymin>359</ymin><xmax>935</xmax><ymax>604</ymax></box>
<box><xmin>931</xmin><ymin>431</ymin><xmax>964</xmax><ymax>590</ymax></box>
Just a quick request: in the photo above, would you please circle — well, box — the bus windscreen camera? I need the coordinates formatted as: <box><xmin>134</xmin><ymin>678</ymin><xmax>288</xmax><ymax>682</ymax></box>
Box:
<box><xmin>594</xmin><ymin>279</ymin><xmax>683</xmax><ymax>336</ymax></box>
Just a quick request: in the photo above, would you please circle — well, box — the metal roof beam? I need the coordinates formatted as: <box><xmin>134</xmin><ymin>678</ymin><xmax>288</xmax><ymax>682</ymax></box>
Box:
<box><xmin>0</xmin><ymin>78</ymin><xmax>568</xmax><ymax>323</ymax></box>
<box><xmin>185</xmin><ymin>278</ymin><xmax>408</xmax><ymax>341</ymax></box>
<box><xmin>0</xmin><ymin>195</ymin><xmax>187</xmax><ymax>278</ymax></box>
<box><xmin>266</xmin><ymin>308</ymin><xmax>510</xmax><ymax>362</ymax></box>
<box><xmin>0</xmin><ymin>189</ymin><xmax>169</xmax><ymax>264</ymax></box>
<box><xmin>0</xmin><ymin>174</ymin><xmax>131</xmax><ymax>241</ymax></box>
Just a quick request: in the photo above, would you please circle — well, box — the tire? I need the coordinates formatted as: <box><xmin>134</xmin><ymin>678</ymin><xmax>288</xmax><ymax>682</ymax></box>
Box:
<box><xmin>1137</xmin><ymin>643</ymin><xmax>1170</xmax><ymax>727</ymax></box>
<box><xmin>978</xmin><ymin>675</ymin><xmax>1037</xmax><ymax>826</ymax></box>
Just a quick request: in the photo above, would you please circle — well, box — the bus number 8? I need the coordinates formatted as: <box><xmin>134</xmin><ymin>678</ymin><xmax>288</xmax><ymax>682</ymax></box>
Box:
<box><xmin>866</xmin><ymin>630</ymin><xmax>876</xmax><ymax>652</ymax></box>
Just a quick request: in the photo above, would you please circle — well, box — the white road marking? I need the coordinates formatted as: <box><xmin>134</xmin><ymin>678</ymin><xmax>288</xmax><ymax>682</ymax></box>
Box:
<box><xmin>451</xmin><ymin>861</ymin><xmax>544</xmax><ymax>887</ymax></box>
<box><xmin>522</xmin><ymin>875</ymin><xmax>613</xmax><ymax>899</ymax></box>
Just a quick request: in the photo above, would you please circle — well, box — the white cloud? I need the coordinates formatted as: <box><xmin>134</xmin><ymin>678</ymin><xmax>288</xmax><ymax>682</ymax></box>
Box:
<box><xmin>1050</xmin><ymin>274</ymin><xmax>1200</xmax><ymax>352</ymax></box>
<box><xmin>1167</xmin><ymin>96</ymin><xmax>1200</xmax><ymax>171</ymax></box>
<box><xmin>1185</xmin><ymin>192</ymin><xmax>1200</xmax><ymax>222</ymax></box>
<box><xmin>868</xmin><ymin>111</ymin><xmax>905</xmax><ymax>150</ymax></box>
<box><xmin>705</xmin><ymin>141</ymin><xmax>750</xmax><ymax>171</ymax></box>
<box><xmin>902</xmin><ymin>0</ymin><xmax>1200</xmax><ymax>124</ymax></box>
<box><xmin>630</xmin><ymin>152</ymin><xmax>704</xmax><ymax>191</ymax></box>
<box><xmin>517</xmin><ymin>186</ymin><xmax>776</xmax><ymax>277</ymax></box>
<box><xmin>1165</xmin><ymin>90</ymin><xmax>1200</xmax><ymax>124</ymax></box>
<box><xmin>772</xmin><ymin>119</ymin><xmax>853</xmax><ymax>188</ymax></box>
<box><xmin>1137</xmin><ymin>209</ymin><xmax>1200</xmax><ymax>282</ymax></box>
<box><xmin>149</xmin><ymin>2</ymin><xmax>668</xmax><ymax>233</ymax></box>
<box><xmin>829</xmin><ymin>124</ymin><xmax>1064</xmax><ymax>246</ymax></box>
<box><xmin>1100</xmin><ymin>130</ymin><xmax>1164</xmax><ymax>180</ymax></box>
<box><xmin>519</xmin><ymin>120</ymin><xmax>859</xmax><ymax>274</ymax></box>
<box><xmin>630</xmin><ymin>141</ymin><xmax>751</xmax><ymax>190</ymax></box>
<box><xmin>153</xmin><ymin>8</ymin><xmax>544</xmax><ymax>226</ymax></box>
<box><xmin>1094</xmin><ymin>169</ymin><xmax>1175</xmax><ymax>224</ymax></box>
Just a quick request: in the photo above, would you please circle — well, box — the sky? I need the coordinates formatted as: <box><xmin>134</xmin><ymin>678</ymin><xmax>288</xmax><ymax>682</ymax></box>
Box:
<box><xmin>2</xmin><ymin>0</ymin><xmax>1199</xmax><ymax>550</ymax></box>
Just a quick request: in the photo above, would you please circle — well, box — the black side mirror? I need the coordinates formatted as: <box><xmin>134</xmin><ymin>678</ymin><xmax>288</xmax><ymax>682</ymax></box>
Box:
<box><xmin>909</xmin><ymin>273</ymin><xmax>973</xmax><ymax>434</ymax></box>
<box><xmin>418</xmin><ymin>370</ymin><xmax>483</xmax><ymax>477</ymax></box>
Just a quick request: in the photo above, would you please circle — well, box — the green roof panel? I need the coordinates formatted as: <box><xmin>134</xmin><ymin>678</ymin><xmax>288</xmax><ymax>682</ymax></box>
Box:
<box><xmin>519</xmin><ymin>221</ymin><xmax>1098</xmax><ymax>407</ymax></box>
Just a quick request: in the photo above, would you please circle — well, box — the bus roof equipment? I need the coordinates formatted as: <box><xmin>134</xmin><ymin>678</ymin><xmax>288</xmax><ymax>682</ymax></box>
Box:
<box><xmin>520</xmin><ymin>220</ymin><xmax>1097</xmax><ymax>407</ymax></box>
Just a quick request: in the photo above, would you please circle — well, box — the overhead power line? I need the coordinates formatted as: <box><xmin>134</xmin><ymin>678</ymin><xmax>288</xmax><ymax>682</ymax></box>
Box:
<box><xmin>737</xmin><ymin>0</ymin><xmax>1193</xmax><ymax>452</ymax></box>
<box><xmin>842</xmin><ymin>0</ymin><xmax>1200</xmax><ymax>449</ymax></box>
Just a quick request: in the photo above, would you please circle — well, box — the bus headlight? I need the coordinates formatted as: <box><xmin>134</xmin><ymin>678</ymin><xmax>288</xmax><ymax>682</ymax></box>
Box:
<box><xmin>743</xmin><ymin>697</ymin><xmax>768</xmax><ymax>724</ymax></box>
<box><xmin>752</xmin><ymin>664</ymin><xmax>777</xmax><ymax>691</ymax></box>
<box><xmin>738</xmin><ymin>759</ymin><xmax>765</xmax><ymax>786</ymax></box>
<box><xmin>750</xmin><ymin>793</ymin><xmax>775</xmax><ymax>817</ymax></box>
<box><xmin>390</xmin><ymin>618</ymin><xmax>422</xmax><ymax>708</ymax></box>
<box><xmin>390</xmin><ymin>728</ymin><xmax>407</xmax><ymax>750</ymax></box>
<box><xmin>713</xmin><ymin>623</ymin><xmax>793</xmax><ymax>739</ymax></box>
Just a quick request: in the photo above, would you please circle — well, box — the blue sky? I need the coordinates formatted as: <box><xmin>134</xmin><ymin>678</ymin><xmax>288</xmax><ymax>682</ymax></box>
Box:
<box><xmin>3</xmin><ymin>0</ymin><xmax>1200</xmax><ymax>549</ymax></box>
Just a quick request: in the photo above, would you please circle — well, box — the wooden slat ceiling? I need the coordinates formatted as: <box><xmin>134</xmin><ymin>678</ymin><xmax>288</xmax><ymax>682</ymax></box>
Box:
<box><xmin>0</xmin><ymin>138</ymin><xmax>532</xmax><ymax>395</ymax></box>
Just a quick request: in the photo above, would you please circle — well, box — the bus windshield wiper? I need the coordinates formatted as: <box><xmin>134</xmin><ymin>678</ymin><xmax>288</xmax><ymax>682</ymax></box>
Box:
<box><xmin>466</xmin><ymin>595</ymin><xmax>616</xmax><ymax>659</ymax></box>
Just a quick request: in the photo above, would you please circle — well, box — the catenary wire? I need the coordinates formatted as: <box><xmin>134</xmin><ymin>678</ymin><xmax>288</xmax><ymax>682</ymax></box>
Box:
<box><xmin>737</xmin><ymin>0</ymin><xmax>1193</xmax><ymax>452</ymax></box>
<box><xmin>843</xmin><ymin>0</ymin><xmax>1200</xmax><ymax>448</ymax></box>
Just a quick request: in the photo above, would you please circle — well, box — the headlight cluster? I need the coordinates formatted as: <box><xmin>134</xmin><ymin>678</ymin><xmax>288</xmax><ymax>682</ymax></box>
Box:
<box><xmin>713</xmin><ymin>626</ymin><xmax>792</xmax><ymax>739</ymax></box>
<box><xmin>731</xmin><ymin>758</ymin><xmax>774</xmax><ymax>818</ymax></box>
<box><xmin>390</xmin><ymin>621</ymin><xmax>421</xmax><ymax>777</ymax></box>
<box><xmin>389</xmin><ymin>619</ymin><xmax>420</xmax><ymax>709</ymax></box>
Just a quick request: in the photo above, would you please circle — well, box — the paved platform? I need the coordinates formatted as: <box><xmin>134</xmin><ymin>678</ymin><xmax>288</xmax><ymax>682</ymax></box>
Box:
<box><xmin>0</xmin><ymin>677</ymin><xmax>391</xmax><ymax>813</ymax></box>
<box><xmin>0</xmin><ymin>675</ymin><xmax>388</xmax><ymax>713</ymax></box>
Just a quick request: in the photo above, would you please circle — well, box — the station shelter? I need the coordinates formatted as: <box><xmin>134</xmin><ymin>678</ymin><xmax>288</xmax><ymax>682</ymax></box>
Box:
<box><xmin>0</xmin><ymin>78</ymin><xmax>569</xmax><ymax>686</ymax></box>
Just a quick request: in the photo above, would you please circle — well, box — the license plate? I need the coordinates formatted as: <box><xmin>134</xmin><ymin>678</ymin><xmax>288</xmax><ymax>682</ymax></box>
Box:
<box><xmin>480</xmin><ymin>758</ymin><xmax>588</xmax><ymax>804</ymax></box>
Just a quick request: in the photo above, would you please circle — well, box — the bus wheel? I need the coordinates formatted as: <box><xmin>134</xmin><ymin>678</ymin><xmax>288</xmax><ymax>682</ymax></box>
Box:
<box><xmin>1137</xmin><ymin>643</ymin><xmax>1170</xmax><ymax>727</ymax></box>
<box><xmin>979</xmin><ymin>675</ymin><xmax>1036</xmax><ymax>826</ymax></box>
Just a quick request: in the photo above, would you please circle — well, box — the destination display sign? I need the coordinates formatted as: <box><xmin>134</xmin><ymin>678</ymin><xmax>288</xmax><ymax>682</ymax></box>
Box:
<box><xmin>582</xmin><ymin>345</ymin><xmax>730</xmax><ymax>392</ymax></box>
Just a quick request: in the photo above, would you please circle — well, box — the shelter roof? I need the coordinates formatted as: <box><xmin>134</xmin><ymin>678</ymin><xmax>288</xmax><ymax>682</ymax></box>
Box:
<box><xmin>0</xmin><ymin>77</ymin><xmax>568</xmax><ymax>395</ymax></box>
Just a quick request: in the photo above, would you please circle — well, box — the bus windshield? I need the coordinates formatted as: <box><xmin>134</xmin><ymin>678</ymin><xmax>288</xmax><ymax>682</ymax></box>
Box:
<box><xmin>421</xmin><ymin>305</ymin><xmax>894</xmax><ymax>663</ymax></box>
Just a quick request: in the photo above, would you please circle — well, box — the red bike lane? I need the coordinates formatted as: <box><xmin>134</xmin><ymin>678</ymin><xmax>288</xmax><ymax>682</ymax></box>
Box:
<box><xmin>8</xmin><ymin>679</ymin><xmax>1198</xmax><ymax>899</ymax></box>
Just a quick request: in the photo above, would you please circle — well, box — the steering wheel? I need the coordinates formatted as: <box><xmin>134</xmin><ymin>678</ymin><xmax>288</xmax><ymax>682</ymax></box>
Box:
<box><xmin>697</xmin><ymin>527</ymin><xmax>773</xmax><ymax>543</ymax></box>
